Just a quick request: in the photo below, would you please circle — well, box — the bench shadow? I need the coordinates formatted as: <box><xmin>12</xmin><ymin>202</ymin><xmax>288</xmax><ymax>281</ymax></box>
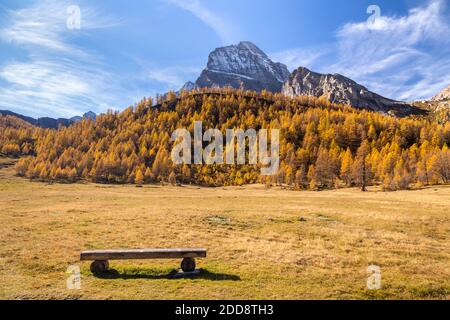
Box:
<box><xmin>93</xmin><ymin>268</ymin><xmax>240</xmax><ymax>281</ymax></box>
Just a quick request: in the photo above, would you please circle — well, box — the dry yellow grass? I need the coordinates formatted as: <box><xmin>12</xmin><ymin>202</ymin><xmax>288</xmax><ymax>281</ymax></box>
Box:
<box><xmin>0</xmin><ymin>158</ymin><xmax>449</xmax><ymax>300</ymax></box>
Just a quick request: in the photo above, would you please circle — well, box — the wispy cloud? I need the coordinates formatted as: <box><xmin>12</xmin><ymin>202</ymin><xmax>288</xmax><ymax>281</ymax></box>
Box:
<box><xmin>131</xmin><ymin>56</ymin><xmax>201</xmax><ymax>92</ymax></box>
<box><xmin>165</xmin><ymin>0</ymin><xmax>239</xmax><ymax>44</ymax></box>
<box><xmin>0</xmin><ymin>0</ymin><xmax>122</xmax><ymax>118</ymax></box>
<box><xmin>0</xmin><ymin>0</ymin><xmax>120</xmax><ymax>57</ymax></box>
<box><xmin>270</xmin><ymin>46</ymin><xmax>332</xmax><ymax>72</ymax></box>
<box><xmin>0</xmin><ymin>57</ymin><xmax>118</xmax><ymax>116</ymax></box>
<box><xmin>332</xmin><ymin>0</ymin><xmax>450</xmax><ymax>101</ymax></box>
<box><xmin>272</xmin><ymin>0</ymin><xmax>450</xmax><ymax>101</ymax></box>
<box><xmin>145</xmin><ymin>65</ymin><xmax>202</xmax><ymax>89</ymax></box>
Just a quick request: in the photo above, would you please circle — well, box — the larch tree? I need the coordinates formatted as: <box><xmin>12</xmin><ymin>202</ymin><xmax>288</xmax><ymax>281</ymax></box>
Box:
<box><xmin>135</xmin><ymin>168</ymin><xmax>144</xmax><ymax>185</ymax></box>
<box><xmin>352</xmin><ymin>140</ymin><xmax>371</xmax><ymax>191</ymax></box>
<box><xmin>340</xmin><ymin>148</ymin><xmax>353</xmax><ymax>186</ymax></box>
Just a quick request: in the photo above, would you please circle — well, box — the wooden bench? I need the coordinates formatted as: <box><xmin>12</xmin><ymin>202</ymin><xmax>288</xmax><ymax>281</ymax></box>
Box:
<box><xmin>80</xmin><ymin>248</ymin><xmax>207</xmax><ymax>273</ymax></box>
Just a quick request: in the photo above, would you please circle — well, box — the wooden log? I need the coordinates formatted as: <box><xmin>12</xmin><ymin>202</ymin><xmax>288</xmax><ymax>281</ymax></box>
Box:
<box><xmin>90</xmin><ymin>260</ymin><xmax>109</xmax><ymax>273</ymax></box>
<box><xmin>80</xmin><ymin>248</ymin><xmax>207</xmax><ymax>261</ymax></box>
<box><xmin>181</xmin><ymin>258</ymin><xmax>196</xmax><ymax>272</ymax></box>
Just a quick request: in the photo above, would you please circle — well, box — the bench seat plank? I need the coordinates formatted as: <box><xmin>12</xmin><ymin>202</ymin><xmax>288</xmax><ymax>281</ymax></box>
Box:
<box><xmin>80</xmin><ymin>248</ymin><xmax>207</xmax><ymax>261</ymax></box>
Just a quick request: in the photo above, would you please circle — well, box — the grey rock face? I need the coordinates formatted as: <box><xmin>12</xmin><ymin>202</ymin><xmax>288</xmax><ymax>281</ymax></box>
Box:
<box><xmin>431</xmin><ymin>85</ymin><xmax>450</xmax><ymax>102</ymax></box>
<box><xmin>416</xmin><ymin>85</ymin><xmax>450</xmax><ymax>112</ymax></box>
<box><xmin>282</xmin><ymin>67</ymin><xmax>421</xmax><ymax>116</ymax></box>
<box><xmin>195</xmin><ymin>41</ymin><xmax>290</xmax><ymax>92</ymax></box>
<box><xmin>180</xmin><ymin>81</ymin><xmax>197</xmax><ymax>92</ymax></box>
<box><xmin>83</xmin><ymin>111</ymin><xmax>97</xmax><ymax>121</ymax></box>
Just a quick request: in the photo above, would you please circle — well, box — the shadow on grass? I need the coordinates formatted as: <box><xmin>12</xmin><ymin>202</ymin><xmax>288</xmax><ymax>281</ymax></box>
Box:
<box><xmin>93</xmin><ymin>268</ymin><xmax>240</xmax><ymax>281</ymax></box>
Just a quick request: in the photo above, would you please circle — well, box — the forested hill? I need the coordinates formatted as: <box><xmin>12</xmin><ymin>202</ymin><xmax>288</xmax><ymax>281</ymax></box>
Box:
<box><xmin>0</xmin><ymin>115</ymin><xmax>40</xmax><ymax>157</ymax></box>
<box><xmin>2</xmin><ymin>88</ymin><xmax>449</xmax><ymax>190</ymax></box>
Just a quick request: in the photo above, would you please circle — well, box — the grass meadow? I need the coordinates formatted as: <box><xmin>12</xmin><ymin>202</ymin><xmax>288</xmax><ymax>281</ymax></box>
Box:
<box><xmin>0</xmin><ymin>158</ymin><xmax>449</xmax><ymax>299</ymax></box>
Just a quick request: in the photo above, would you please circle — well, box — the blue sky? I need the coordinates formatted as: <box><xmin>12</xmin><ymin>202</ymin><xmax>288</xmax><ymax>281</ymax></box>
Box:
<box><xmin>0</xmin><ymin>0</ymin><xmax>449</xmax><ymax>118</ymax></box>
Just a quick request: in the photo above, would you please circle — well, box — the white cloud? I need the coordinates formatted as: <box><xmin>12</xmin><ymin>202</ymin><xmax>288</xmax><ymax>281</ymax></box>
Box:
<box><xmin>130</xmin><ymin>55</ymin><xmax>201</xmax><ymax>91</ymax></box>
<box><xmin>0</xmin><ymin>1</ymin><xmax>123</xmax><ymax>118</ymax></box>
<box><xmin>0</xmin><ymin>58</ymin><xmax>118</xmax><ymax>116</ymax></box>
<box><xmin>333</xmin><ymin>0</ymin><xmax>450</xmax><ymax>101</ymax></box>
<box><xmin>165</xmin><ymin>0</ymin><xmax>239</xmax><ymax>44</ymax></box>
<box><xmin>0</xmin><ymin>0</ymin><xmax>120</xmax><ymax>57</ymax></box>
<box><xmin>333</xmin><ymin>0</ymin><xmax>449</xmax><ymax>73</ymax></box>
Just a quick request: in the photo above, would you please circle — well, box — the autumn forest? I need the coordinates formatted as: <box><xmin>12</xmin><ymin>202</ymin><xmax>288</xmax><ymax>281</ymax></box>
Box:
<box><xmin>1</xmin><ymin>88</ymin><xmax>449</xmax><ymax>191</ymax></box>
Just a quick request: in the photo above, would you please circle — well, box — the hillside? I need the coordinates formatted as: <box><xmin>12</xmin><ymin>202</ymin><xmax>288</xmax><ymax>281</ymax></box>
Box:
<box><xmin>0</xmin><ymin>114</ymin><xmax>41</xmax><ymax>157</ymax></box>
<box><xmin>0</xmin><ymin>114</ymin><xmax>35</xmax><ymax>130</ymax></box>
<box><xmin>13</xmin><ymin>88</ymin><xmax>450</xmax><ymax>190</ymax></box>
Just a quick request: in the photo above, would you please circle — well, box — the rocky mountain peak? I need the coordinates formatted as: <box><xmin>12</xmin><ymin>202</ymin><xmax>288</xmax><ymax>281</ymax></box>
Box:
<box><xmin>81</xmin><ymin>111</ymin><xmax>96</xmax><ymax>121</ymax></box>
<box><xmin>415</xmin><ymin>84</ymin><xmax>450</xmax><ymax>113</ymax></box>
<box><xmin>282</xmin><ymin>66</ymin><xmax>423</xmax><ymax>117</ymax></box>
<box><xmin>431</xmin><ymin>85</ymin><xmax>450</xmax><ymax>102</ymax></box>
<box><xmin>236</xmin><ymin>41</ymin><xmax>268</xmax><ymax>58</ymax></box>
<box><xmin>195</xmin><ymin>41</ymin><xmax>290</xmax><ymax>92</ymax></box>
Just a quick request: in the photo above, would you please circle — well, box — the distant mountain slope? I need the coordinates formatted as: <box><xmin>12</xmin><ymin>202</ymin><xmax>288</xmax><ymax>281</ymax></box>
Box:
<box><xmin>431</xmin><ymin>85</ymin><xmax>450</xmax><ymax>102</ymax></box>
<box><xmin>412</xmin><ymin>84</ymin><xmax>450</xmax><ymax>123</ymax></box>
<box><xmin>195</xmin><ymin>41</ymin><xmax>290</xmax><ymax>92</ymax></box>
<box><xmin>0</xmin><ymin>110</ymin><xmax>96</xmax><ymax>129</ymax></box>
<box><xmin>180</xmin><ymin>81</ymin><xmax>197</xmax><ymax>92</ymax></box>
<box><xmin>82</xmin><ymin>111</ymin><xmax>97</xmax><ymax>121</ymax></box>
<box><xmin>282</xmin><ymin>67</ymin><xmax>423</xmax><ymax>117</ymax></box>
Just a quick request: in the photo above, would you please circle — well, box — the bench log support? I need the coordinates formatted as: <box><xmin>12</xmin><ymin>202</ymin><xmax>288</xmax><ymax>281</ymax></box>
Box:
<box><xmin>181</xmin><ymin>257</ymin><xmax>196</xmax><ymax>272</ymax></box>
<box><xmin>90</xmin><ymin>260</ymin><xmax>109</xmax><ymax>273</ymax></box>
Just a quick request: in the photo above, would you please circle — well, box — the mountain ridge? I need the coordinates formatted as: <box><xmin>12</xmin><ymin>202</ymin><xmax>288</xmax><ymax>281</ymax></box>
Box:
<box><xmin>282</xmin><ymin>66</ymin><xmax>423</xmax><ymax>117</ymax></box>
<box><xmin>181</xmin><ymin>41</ymin><xmax>424</xmax><ymax>117</ymax></box>
<box><xmin>0</xmin><ymin>110</ymin><xmax>97</xmax><ymax>129</ymax></box>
